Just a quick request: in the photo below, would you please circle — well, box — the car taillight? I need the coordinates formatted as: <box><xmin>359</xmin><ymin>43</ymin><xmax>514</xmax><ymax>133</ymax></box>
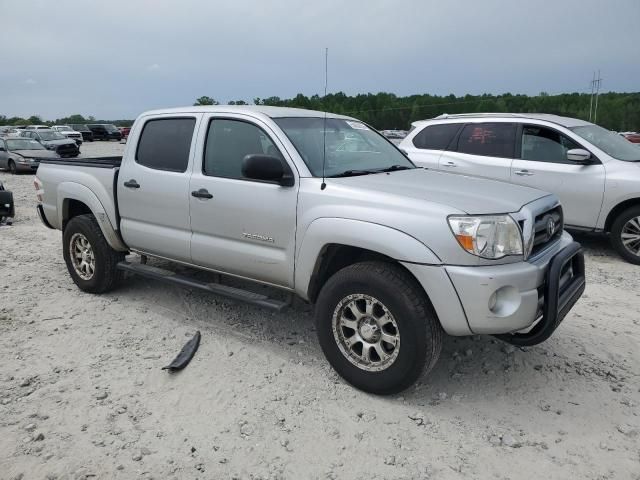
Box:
<box><xmin>34</xmin><ymin>178</ymin><xmax>44</xmax><ymax>203</ymax></box>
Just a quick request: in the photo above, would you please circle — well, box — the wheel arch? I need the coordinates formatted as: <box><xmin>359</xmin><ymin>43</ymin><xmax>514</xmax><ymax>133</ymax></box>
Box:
<box><xmin>57</xmin><ymin>183</ymin><xmax>128</xmax><ymax>252</ymax></box>
<box><xmin>604</xmin><ymin>197</ymin><xmax>640</xmax><ymax>232</ymax></box>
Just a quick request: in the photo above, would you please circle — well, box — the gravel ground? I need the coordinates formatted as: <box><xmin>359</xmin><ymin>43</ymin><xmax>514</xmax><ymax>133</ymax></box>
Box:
<box><xmin>1</xmin><ymin>142</ymin><xmax>639</xmax><ymax>479</ymax></box>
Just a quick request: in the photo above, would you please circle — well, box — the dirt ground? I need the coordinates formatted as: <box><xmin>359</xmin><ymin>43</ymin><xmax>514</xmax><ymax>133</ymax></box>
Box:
<box><xmin>1</xmin><ymin>142</ymin><xmax>639</xmax><ymax>480</ymax></box>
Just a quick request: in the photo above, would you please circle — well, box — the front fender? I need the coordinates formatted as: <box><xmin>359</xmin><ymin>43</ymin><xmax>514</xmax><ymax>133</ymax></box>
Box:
<box><xmin>294</xmin><ymin>217</ymin><xmax>441</xmax><ymax>299</ymax></box>
<box><xmin>56</xmin><ymin>182</ymin><xmax>128</xmax><ymax>251</ymax></box>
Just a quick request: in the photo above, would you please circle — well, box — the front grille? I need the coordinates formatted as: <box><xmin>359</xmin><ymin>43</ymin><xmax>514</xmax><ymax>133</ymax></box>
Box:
<box><xmin>530</xmin><ymin>206</ymin><xmax>563</xmax><ymax>257</ymax></box>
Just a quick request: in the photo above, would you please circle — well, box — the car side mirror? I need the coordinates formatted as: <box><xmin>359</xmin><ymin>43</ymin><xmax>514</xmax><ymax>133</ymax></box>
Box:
<box><xmin>566</xmin><ymin>148</ymin><xmax>592</xmax><ymax>164</ymax></box>
<box><xmin>242</xmin><ymin>154</ymin><xmax>294</xmax><ymax>186</ymax></box>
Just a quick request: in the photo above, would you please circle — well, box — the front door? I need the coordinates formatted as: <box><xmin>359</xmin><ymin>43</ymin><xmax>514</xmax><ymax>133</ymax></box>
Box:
<box><xmin>118</xmin><ymin>115</ymin><xmax>200</xmax><ymax>262</ymax></box>
<box><xmin>0</xmin><ymin>139</ymin><xmax>8</xmax><ymax>169</ymax></box>
<box><xmin>189</xmin><ymin>114</ymin><xmax>298</xmax><ymax>287</ymax></box>
<box><xmin>511</xmin><ymin>124</ymin><xmax>605</xmax><ymax>228</ymax></box>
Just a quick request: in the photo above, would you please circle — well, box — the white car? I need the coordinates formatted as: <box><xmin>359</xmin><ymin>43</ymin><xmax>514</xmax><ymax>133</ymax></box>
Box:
<box><xmin>399</xmin><ymin>113</ymin><xmax>640</xmax><ymax>264</ymax></box>
<box><xmin>51</xmin><ymin>125</ymin><xmax>83</xmax><ymax>145</ymax></box>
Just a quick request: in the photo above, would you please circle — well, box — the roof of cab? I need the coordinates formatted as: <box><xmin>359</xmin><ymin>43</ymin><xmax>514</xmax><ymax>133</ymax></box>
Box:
<box><xmin>139</xmin><ymin>105</ymin><xmax>355</xmax><ymax>120</ymax></box>
<box><xmin>413</xmin><ymin>113</ymin><xmax>593</xmax><ymax>128</ymax></box>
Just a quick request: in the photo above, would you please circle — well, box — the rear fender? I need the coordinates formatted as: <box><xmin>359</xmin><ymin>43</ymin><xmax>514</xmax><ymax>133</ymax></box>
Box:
<box><xmin>57</xmin><ymin>182</ymin><xmax>128</xmax><ymax>251</ymax></box>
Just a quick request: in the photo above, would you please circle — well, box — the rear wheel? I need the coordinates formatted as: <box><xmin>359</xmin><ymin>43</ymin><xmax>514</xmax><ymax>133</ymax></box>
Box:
<box><xmin>315</xmin><ymin>261</ymin><xmax>442</xmax><ymax>395</ymax></box>
<box><xmin>611</xmin><ymin>206</ymin><xmax>640</xmax><ymax>265</ymax></box>
<box><xmin>63</xmin><ymin>214</ymin><xmax>125</xmax><ymax>293</ymax></box>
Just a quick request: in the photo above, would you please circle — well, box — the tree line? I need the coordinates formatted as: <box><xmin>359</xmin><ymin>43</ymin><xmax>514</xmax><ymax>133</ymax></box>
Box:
<box><xmin>4</xmin><ymin>91</ymin><xmax>640</xmax><ymax>131</ymax></box>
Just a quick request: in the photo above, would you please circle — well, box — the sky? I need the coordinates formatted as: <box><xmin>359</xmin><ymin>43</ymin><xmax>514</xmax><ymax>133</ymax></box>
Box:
<box><xmin>1</xmin><ymin>0</ymin><xmax>638</xmax><ymax>120</ymax></box>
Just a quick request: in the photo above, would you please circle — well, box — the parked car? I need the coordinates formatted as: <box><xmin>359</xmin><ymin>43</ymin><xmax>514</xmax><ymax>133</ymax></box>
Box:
<box><xmin>26</xmin><ymin>125</ymin><xmax>52</xmax><ymax>130</ymax></box>
<box><xmin>69</xmin><ymin>124</ymin><xmax>95</xmax><ymax>142</ymax></box>
<box><xmin>622</xmin><ymin>132</ymin><xmax>640</xmax><ymax>144</ymax></box>
<box><xmin>0</xmin><ymin>127</ymin><xmax>22</xmax><ymax>138</ymax></box>
<box><xmin>35</xmin><ymin>106</ymin><xmax>585</xmax><ymax>394</ymax></box>
<box><xmin>0</xmin><ymin>137</ymin><xmax>57</xmax><ymax>173</ymax></box>
<box><xmin>51</xmin><ymin>125</ymin><xmax>83</xmax><ymax>146</ymax></box>
<box><xmin>21</xmin><ymin>129</ymin><xmax>80</xmax><ymax>157</ymax></box>
<box><xmin>119</xmin><ymin>126</ymin><xmax>131</xmax><ymax>139</ymax></box>
<box><xmin>87</xmin><ymin>124</ymin><xmax>122</xmax><ymax>141</ymax></box>
<box><xmin>400</xmin><ymin>113</ymin><xmax>640</xmax><ymax>264</ymax></box>
<box><xmin>0</xmin><ymin>181</ymin><xmax>14</xmax><ymax>224</ymax></box>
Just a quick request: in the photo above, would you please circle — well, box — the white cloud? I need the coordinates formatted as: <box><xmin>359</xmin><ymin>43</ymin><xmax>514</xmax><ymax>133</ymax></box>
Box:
<box><xmin>25</xmin><ymin>78</ymin><xmax>36</xmax><ymax>85</ymax></box>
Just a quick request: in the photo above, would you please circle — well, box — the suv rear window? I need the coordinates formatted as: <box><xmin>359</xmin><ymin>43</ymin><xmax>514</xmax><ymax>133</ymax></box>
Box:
<box><xmin>457</xmin><ymin>123</ymin><xmax>516</xmax><ymax>158</ymax></box>
<box><xmin>412</xmin><ymin>123</ymin><xmax>461</xmax><ymax>150</ymax></box>
<box><xmin>136</xmin><ymin>118</ymin><xmax>195</xmax><ymax>172</ymax></box>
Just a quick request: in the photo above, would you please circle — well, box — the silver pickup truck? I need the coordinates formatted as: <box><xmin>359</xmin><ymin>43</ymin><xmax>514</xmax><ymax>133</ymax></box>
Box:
<box><xmin>35</xmin><ymin>106</ymin><xmax>585</xmax><ymax>394</ymax></box>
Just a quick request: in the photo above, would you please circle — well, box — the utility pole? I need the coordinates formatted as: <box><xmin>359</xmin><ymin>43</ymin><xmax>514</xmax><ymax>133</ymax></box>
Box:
<box><xmin>593</xmin><ymin>70</ymin><xmax>602</xmax><ymax>124</ymax></box>
<box><xmin>589</xmin><ymin>71</ymin><xmax>596</xmax><ymax>121</ymax></box>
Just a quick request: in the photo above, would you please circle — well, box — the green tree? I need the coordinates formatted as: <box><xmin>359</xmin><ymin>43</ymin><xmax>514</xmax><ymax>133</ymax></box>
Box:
<box><xmin>193</xmin><ymin>96</ymin><xmax>219</xmax><ymax>106</ymax></box>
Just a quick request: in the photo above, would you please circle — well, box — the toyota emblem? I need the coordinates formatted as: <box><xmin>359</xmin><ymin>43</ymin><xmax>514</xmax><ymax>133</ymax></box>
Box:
<box><xmin>546</xmin><ymin>217</ymin><xmax>556</xmax><ymax>238</ymax></box>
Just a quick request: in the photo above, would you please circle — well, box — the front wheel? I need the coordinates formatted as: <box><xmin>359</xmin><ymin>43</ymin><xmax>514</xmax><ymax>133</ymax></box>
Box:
<box><xmin>63</xmin><ymin>214</ymin><xmax>126</xmax><ymax>293</ymax></box>
<box><xmin>8</xmin><ymin>160</ymin><xmax>16</xmax><ymax>174</ymax></box>
<box><xmin>315</xmin><ymin>261</ymin><xmax>442</xmax><ymax>395</ymax></box>
<box><xmin>611</xmin><ymin>206</ymin><xmax>640</xmax><ymax>265</ymax></box>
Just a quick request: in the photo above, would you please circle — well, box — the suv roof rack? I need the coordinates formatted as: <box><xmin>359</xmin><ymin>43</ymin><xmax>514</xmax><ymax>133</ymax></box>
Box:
<box><xmin>434</xmin><ymin>113</ymin><xmax>528</xmax><ymax>119</ymax></box>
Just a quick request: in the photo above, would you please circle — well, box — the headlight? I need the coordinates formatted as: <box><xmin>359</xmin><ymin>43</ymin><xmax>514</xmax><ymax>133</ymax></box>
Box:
<box><xmin>448</xmin><ymin>215</ymin><xmax>523</xmax><ymax>259</ymax></box>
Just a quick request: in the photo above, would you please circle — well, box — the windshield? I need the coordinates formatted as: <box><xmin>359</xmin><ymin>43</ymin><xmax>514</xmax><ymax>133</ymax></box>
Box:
<box><xmin>57</xmin><ymin>126</ymin><xmax>72</xmax><ymax>132</ymax></box>
<box><xmin>104</xmin><ymin>124</ymin><xmax>119</xmax><ymax>132</ymax></box>
<box><xmin>38</xmin><ymin>131</ymin><xmax>65</xmax><ymax>141</ymax></box>
<box><xmin>6</xmin><ymin>139</ymin><xmax>46</xmax><ymax>150</ymax></box>
<box><xmin>71</xmin><ymin>125</ymin><xmax>89</xmax><ymax>132</ymax></box>
<box><xmin>570</xmin><ymin>124</ymin><xmax>640</xmax><ymax>161</ymax></box>
<box><xmin>274</xmin><ymin>117</ymin><xmax>414</xmax><ymax>177</ymax></box>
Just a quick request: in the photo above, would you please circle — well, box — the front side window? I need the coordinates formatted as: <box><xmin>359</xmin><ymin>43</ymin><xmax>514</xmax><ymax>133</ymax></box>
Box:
<box><xmin>457</xmin><ymin>123</ymin><xmax>516</xmax><ymax>158</ymax></box>
<box><xmin>521</xmin><ymin>126</ymin><xmax>580</xmax><ymax>164</ymax></box>
<box><xmin>274</xmin><ymin>117</ymin><xmax>413</xmax><ymax>177</ymax></box>
<box><xmin>413</xmin><ymin>123</ymin><xmax>461</xmax><ymax>150</ymax></box>
<box><xmin>203</xmin><ymin>119</ymin><xmax>283</xmax><ymax>179</ymax></box>
<box><xmin>136</xmin><ymin>118</ymin><xmax>195</xmax><ymax>172</ymax></box>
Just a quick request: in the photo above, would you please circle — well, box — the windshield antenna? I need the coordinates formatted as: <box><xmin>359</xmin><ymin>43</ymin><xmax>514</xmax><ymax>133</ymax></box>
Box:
<box><xmin>321</xmin><ymin>47</ymin><xmax>328</xmax><ymax>191</ymax></box>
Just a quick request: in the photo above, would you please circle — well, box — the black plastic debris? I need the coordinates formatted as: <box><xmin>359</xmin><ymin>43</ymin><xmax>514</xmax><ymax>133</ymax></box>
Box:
<box><xmin>0</xmin><ymin>182</ymin><xmax>14</xmax><ymax>226</ymax></box>
<box><xmin>162</xmin><ymin>331</ymin><xmax>201</xmax><ymax>372</ymax></box>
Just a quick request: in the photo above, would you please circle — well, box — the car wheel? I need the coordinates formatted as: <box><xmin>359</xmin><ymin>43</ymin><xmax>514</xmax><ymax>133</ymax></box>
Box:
<box><xmin>611</xmin><ymin>206</ymin><xmax>640</xmax><ymax>265</ymax></box>
<box><xmin>315</xmin><ymin>261</ymin><xmax>443</xmax><ymax>395</ymax></box>
<box><xmin>63</xmin><ymin>214</ymin><xmax>126</xmax><ymax>293</ymax></box>
<box><xmin>8</xmin><ymin>160</ymin><xmax>16</xmax><ymax>174</ymax></box>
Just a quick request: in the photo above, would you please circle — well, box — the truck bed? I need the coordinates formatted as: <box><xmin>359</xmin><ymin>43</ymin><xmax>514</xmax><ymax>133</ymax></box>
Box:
<box><xmin>39</xmin><ymin>156</ymin><xmax>122</xmax><ymax>168</ymax></box>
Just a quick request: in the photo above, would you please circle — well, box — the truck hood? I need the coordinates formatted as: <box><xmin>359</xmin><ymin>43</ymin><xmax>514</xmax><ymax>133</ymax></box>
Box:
<box><xmin>330</xmin><ymin>168</ymin><xmax>550</xmax><ymax>214</ymax></box>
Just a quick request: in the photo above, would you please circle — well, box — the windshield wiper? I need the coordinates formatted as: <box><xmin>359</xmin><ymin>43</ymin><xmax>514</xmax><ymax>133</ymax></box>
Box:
<box><xmin>379</xmin><ymin>164</ymin><xmax>413</xmax><ymax>172</ymax></box>
<box><xmin>327</xmin><ymin>169</ymin><xmax>379</xmax><ymax>178</ymax></box>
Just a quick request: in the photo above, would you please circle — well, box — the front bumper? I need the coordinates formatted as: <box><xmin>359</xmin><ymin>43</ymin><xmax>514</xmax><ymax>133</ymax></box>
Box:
<box><xmin>403</xmin><ymin>232</ymin><xmax>585</xmax><ymax>340</ymax></box>
<box><xmin>14</xmin><ymin>160</ymin><xmax>39</xmax><ymax>172</ymax></box>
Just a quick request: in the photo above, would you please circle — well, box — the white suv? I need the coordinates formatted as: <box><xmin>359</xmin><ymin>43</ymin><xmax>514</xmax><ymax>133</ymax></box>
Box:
<box><xmin>400</xmin><ymin>113</ymin><xmax>640</xmax><ymax>264</ymax></box>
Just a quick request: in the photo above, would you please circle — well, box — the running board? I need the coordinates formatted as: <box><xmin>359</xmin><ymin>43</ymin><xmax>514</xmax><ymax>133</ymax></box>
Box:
<box><xmin>117</xmin><ymin>261</ymin><xmax>290</xmax><ymax>312</ymax></box>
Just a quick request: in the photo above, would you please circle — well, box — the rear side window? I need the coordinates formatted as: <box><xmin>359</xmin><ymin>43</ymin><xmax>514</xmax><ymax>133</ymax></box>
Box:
<box><xmin>457</xmin><ymin>123</ymin><xmax>516</xmax><ymax>158</ymax></box>
<box><xmin>136</xmin><ymin>118</ymin><xmax>196</xmax><ymax>172</ymax></box>
<box><xmin>412</xmin><ymin>123</ymin><xmax>461</xmax><ymax>150</ymax></box>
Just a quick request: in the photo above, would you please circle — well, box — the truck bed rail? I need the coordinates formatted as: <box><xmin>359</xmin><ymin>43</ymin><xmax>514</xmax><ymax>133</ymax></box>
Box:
<box><xmin>39</xmin><ymin>156</ymin><xmax>122</xmax><ymax>168</ymax></box>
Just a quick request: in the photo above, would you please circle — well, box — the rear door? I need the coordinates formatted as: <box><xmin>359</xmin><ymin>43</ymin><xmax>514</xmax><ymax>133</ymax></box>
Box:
<box><xmin>405</xmin><ymin>123</ymin><xmax>462</xmax><ymax>170</ymax></box>
<box><xmin>188</xmin><ymin>114</ymin><xmax>298</xmax><ymax>287</ymax></box>
<box><xmin>511</xmin><ymin>124</ymin><xmax>605</xmax><ymax>228</ymax></box>
<box><xmin>0</xmin><ymin>139</ymin><xmax>8</xmax><ymax>169</ymax></box>
<box><xmin>118</xmin><ymin>115</ymin><xmax>200</xmax><ymax>262</ymax></box>
<box><xmin>438</xmin><ymin>122</ymin><xmax>516</xmax><ymax>181</ymax></box>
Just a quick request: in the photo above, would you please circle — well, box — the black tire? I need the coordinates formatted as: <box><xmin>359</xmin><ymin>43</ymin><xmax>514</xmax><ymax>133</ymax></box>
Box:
<box><xmin>8</xmin><ymin>160</ymin><xmax>16</xmax><ymax>174</ymax></box>
<box><xmin>62</xmin><ymin>214</ymin><xmax>125</xmax><ymax>293</ymax></box>
<box><xmin>315</xmin><ymin>261</ymin><xmax>443</xmax><ymax>395</ymax></box>
<box><xmin>611</xmin><ymin>206</ymin><xmax>640</xmax><ymax>265</ymax></box>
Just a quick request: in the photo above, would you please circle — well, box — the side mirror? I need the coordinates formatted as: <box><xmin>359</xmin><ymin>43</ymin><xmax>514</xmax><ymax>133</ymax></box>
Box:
<box><xmin>567</xmin><ymin>148</ymin><xmax>592</xmax><ymax>164</ymax></box>
<box><xmin>242</xmin><ymin>154</ymin><xmax>294</xmax><ymax>186</ymax></box>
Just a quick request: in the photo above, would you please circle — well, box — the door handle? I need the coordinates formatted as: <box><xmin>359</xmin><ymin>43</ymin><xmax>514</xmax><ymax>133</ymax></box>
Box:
<box><xmin>123</xmin><ymin>179</ymin><xmax>140</xmax><ymax>188</ymax></box>
<box><xmin>442</xmin><ymin>161</ymin><xmax>457</xmax><ymax>168</ymax></box>
<box><xmin>514</xmin><ymin>169</ymin><xmax>534</xmax><ymax>176</ymax></box>
<box><xmin>191</xmin><ymin>188</ymin><xmax>213</xmax><ymax>199</ymax></box>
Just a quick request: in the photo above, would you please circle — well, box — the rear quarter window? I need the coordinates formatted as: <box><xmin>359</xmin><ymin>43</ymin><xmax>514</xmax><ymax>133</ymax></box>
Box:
<box><xmin>135</xmin><ymin>118</ymin><xmax>196</xmax><ymax>172</ymax></box>
<box><xmin>412</xmin><ymin>123</ymin><xmax>462</xmax><ymax>150</ymax></box>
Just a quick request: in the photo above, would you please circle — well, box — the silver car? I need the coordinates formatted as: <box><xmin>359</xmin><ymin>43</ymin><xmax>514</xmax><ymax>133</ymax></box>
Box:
<box><xmin>400</xmin><ymin>113</ymin><xmax>640</xmax><ymax>264</ymax></box>
<box><xmin>0</xmin><ymin>137</ymin><xmax>57</xmax><ymax>173</ymax></box>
